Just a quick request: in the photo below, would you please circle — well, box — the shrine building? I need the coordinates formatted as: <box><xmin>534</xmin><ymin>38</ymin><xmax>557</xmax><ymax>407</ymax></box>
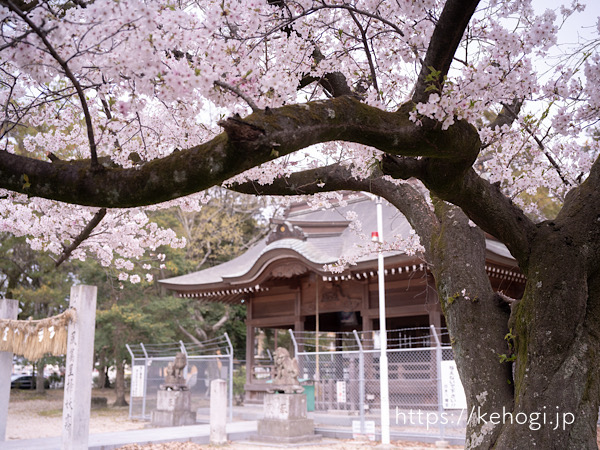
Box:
<box><xmin>159</xmin><ymin>193</ymin><xmax>525</xmax><ymax>403</ymax></box>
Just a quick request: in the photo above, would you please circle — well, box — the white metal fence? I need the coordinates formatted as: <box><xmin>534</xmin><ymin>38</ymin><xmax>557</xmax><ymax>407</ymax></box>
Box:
<box><xmin>290</xmin><ymin>326</ymin><xmax>467</xmax><ymax>442</ymax></box>
<box><xmin>126</xmin><ymin>334</ymin><xmax>234</xmax><ymax>421</ymax></box>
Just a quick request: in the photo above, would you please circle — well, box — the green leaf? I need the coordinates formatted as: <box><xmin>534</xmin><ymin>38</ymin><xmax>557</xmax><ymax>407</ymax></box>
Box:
<box><xmin>21</xmin><ymin>174</ymin><xmax>31</xmax><ymax>190</ymax></box>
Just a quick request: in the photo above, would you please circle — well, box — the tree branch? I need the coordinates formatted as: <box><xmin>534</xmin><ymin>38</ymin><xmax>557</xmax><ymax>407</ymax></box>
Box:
<box><xmin>0</xmin><ymin>91</ymin><xmax>534</xmax><ymax>267</ymax></box>
<box><xmin>299</xmin><ymin>47</ymin><xmax>355</xmax><ymax>98</ymax></box>
<box><xmin>557</xmin><ymin>155</ymin><xmax>600</xmax><ymax>266</ymax></box>
<box><xmin>211</xmin><ymin>308</ymin><xmax>230</xmax><ymax>333</ymax></box>
<box><xmin>427</xmin><ymin>166</ymin><xmax>535</xmax><ymax>268</ymax></box>
<box><xmin>382</xmin><ymin>151</ymin><xmax>535</xmax><ymax>265</ymax></box>
<box><xmin>348</xmin><ymin>10</ymin><xmax>379</xmax><ymax>97</ymax></box>
<box><xmin>214</xmin><ymin>80</ymin><xmax>260</xmax><ymax>113</ymax></box>
<box><xmin>232</xmin><ymin>163</ymin><xmax>440</xmax><ymax>253</ymax></box>
<box><xmin>7</xmin><ymin>1</ymin><xmax>99</xmax><ymax>166</ymax></box>
<box><xmin>412</xmin><ymin>0</ymin><xmax>480</xmax><ymax>104</ymax></box>
<box><xmin>0</xmin><ymin>96</ymin><xmax>478</xmax><ymax>207</ymax></box>
<box><xmin>488</xmin><ymin>99</ymin><xmax>523</xmax><ymax>131</ymax></box>
<box><xmin>500</xmin><ymin>101</ymin><xmax>571</xmax><ymax>187</ymax></box>
<box><xmin>177</xmin><ymin>323</ymin><xmax>204</xmax><ymax>346</ymax></box>
<box><xmin>54</xmin><ymin>207</ymin><xmax>107</xmax><ymax>267</ymax></box>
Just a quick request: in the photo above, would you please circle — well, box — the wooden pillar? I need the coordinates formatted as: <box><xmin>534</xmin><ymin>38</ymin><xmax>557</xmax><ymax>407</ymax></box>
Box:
<box><xmin>245</xmin><ymin>297</ymin><xmax>254</xmax><ymax>387</ymax></box>
<box><xmin>62</xmin><ymin>285</ymin><xmax>97</xmax><ymax>450</ymax></box>
<box><xmin>0</xmin><ymin>299</ymin><xmax>18</xmax><ymax>442</ymax></box>
<box><xmin>428</xmin><ymin>309</ymin><xmax>442</xmax><ymax>327</ymax></box>
<box><xmin>294</xmin><ymin>289</ymin><xmax>303</xmax><ymax>347</ymax></box>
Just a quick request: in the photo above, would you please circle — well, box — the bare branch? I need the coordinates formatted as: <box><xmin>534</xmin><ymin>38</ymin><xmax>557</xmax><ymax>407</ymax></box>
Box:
<box><xmin>496</xmin><ymin>291</ymin><xmax>518</xmax><ymax>304</ymax></box>
<box><xmin>501</xmin><ymin>101</ymin><xmax>572</xmax><ymax>187</ymax></box>
<box><xmin>299</xmin><ymin>47</ymin><xmax>355</xmax><ymax>98</ymax></box>
<box><xmin>232</xmin><ymin>162</ymin><xmax>440</xmax><ymax>252</ymax></box>
<box><xmin>211</xmin><ymin>308</ymin><xmax>230</xmax><ymax>333</ymax></box>
<box><xmin>214</xmin><ymin>80</ymin><xmax>260</xmax><ymax>113</ymax></box>
<box><xmin>177</xmin><ymin>323</ymin><xmax>204</xmax><ymax>346</ymax></box>
<box><xmin>348</xmin><ymin>10</ymin><xmax>379</xmax><ymax>97</ymax></box>
<box><xmin>488</xmin><ymin>99</ymin><xmax>523</xmax><ymax>131</ymax></box>
<box><xmin>54</xmin><ymin>207</ymin><xmax>107</xmax><ymax>267</ymax></box>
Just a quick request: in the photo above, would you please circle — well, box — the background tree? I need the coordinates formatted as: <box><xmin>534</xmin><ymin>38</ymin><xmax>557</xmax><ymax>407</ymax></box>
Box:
<box><xmin>154</xmin><ymin>188</ymin><xmax>271</xmax><ymax>360</ymax></box>
<box><xmin>77</xmin><ymin>260</ymin><xmax>182</xmax><ymax>406</ymax></box>
<box><xmin>1</xmin><ymin>1</ymin><xmax>600</xmax><ymax>448</ymax></box>
<box><xmin>173</xmin><ymin>188</ymin><xmax>271</xmax><ymax>271</ymax></box>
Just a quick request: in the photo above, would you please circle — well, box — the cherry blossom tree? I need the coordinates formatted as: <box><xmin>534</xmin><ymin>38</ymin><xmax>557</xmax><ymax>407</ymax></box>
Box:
<box><xmin>1</xmin><ymin>0</ymin><xmax>599</xmax><ymax>447</ymax></box>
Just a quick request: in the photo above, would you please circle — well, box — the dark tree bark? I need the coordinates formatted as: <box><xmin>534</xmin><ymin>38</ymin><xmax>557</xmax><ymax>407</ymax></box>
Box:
<box><xmin>96</xmin><ymin>364</ymin><xmax>111</xmax><ymax>389</ymax></box>
<box><xmin>35</xmin><ymin>359</ymin><xmax>45</xmax><ymax>393</ymax></box>
<box><xmin>428</xmin><ymin>201</ymin><xmax>513</xmax><ymax>448</ymax></box>
<box><xmin>113</xmin><ymin>358</ymin><xmax>128</xmax><ymax>407</ymax></box>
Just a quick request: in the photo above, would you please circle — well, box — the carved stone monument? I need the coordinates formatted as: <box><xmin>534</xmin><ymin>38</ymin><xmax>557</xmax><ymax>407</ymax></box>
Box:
<box><xmin>151</xmin><ymin>352</ymin><xmax>196</xmax><ymax>427</ymax></box>
<box><xmin>252</xmin><ymin>347</ymin><xmax>320</xmax><ymax>443</ymax></box>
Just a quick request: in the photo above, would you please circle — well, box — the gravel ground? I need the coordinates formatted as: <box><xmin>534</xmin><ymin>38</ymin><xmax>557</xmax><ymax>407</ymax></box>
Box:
<box><xmin>7</xmin><ymin>388</ymin><xmax>463</xmax><ymax>449</ymax></box>
<box><xmin>7</xmin><ymin>388</ymin><xmax>146</xmax><ymax>440</ymax></box>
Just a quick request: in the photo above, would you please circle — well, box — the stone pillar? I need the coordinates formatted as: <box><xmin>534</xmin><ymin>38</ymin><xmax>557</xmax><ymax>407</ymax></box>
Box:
<box><xmin>62</xmin><ymin>285</ymin><xmax>97</xmax><ymax>450</ymax></box>
<box><xmin>252</xmin><ymin>393</ymin><xmax>320</xmax><ymax>444</ymax></box>
<box><xmin>0</xmin><ymin>299</ymin><xmax>18</xmax><ymax>441</ymax></box>
<box><xmin>210</xmin><ymin>379</ymin><xmax>227</xmax><ymax>445</ymax></box>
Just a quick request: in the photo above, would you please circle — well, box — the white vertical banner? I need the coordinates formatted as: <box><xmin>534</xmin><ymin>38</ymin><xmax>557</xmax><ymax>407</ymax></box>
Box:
<box><xmin>62</xmin><ymin>285</ymin><xmax>97</xmax><ymax>450</ymax></box>
<box><xmin>441</xmin><ymin>360</ymin><xmax>467</xmax><ymax>409</ymax></box>
<box><xmin>131</xmin><ymin>365</ymin><xmax>146</xmax><ymax>398</ymax></box>
<box><xmin>336</xmin><ymin>380</ymin><xmax>347</xmax><ymax>403</ymax></box>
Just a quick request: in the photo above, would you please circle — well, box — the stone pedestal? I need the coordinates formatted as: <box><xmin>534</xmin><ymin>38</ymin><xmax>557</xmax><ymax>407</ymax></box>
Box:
<box><xmin>251</xmin><ymin>393</ymin><xmax>320</xmax><ymax>444</ymax></box>
<box><xmin>151</xmin><ymin>390</ymin><xmax>196</xmax><ymax>427</ymax></box>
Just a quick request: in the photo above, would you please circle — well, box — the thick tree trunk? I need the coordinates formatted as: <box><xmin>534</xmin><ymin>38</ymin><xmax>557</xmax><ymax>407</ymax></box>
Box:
<box><xmin>493</xmin><ymin>225</ymin><xmax>600</xmax><ymax>449</ymax></box>
<box><xmin>113</xmin><ymin>359</ymin><xmax>128</xmax><ymax>407</ymax></box>
<box><xmin>427</xmin><ymin>209</ymin><xmax>600</xmax><ymax>449</ymax></box>
<box><xmin>428</xmin><ymin>202</ymin><xmax>514</xmax><ymax>448</ymax></box>
<box><xmin>97</xmin><ymin>363</ymin><xmax>111</xmax><ymax>389</ymax></box>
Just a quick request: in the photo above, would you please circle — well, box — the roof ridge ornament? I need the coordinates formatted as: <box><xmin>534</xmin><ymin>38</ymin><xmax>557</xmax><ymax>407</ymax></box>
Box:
<box><xmin>266</xmin><ymin>220</ymin><xmax>307</xmax><ymax>243</ymax></box>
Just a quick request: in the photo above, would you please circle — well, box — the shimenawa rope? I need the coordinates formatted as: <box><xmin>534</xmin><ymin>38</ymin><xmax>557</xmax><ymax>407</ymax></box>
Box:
<box><xmin>0</xmin><ymin>309</ymin><xmax>77</xmax><ymax>360</ymax></box>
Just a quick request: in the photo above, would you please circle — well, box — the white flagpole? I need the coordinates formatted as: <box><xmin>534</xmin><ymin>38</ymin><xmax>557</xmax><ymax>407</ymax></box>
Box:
<box><xmin>373</xmin><ymin>197</ymin><xmax>390</xmax><ymax>444</ymax></box>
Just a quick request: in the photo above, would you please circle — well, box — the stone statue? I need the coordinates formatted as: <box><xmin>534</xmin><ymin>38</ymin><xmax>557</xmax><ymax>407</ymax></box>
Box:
<box><xmin>268</xmin><ymin>347</ymin><xmax>304</xmax><ymax>394</ymax></box>
<box><xmin>161</xmin><ymin>351</ymin><xmax>188</xmax><ymax>390</ymax></box>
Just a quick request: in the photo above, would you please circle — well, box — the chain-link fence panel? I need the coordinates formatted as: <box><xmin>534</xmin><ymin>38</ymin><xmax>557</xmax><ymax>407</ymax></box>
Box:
<box><xmin>126</xmin><ymin>334</ymin><xmax>234</xmax><ymax>422</ymax></box>
<box><xmin>291</xmin><ymin>326</ymin><xmax>466</xmax><ymax>442</ymax></box>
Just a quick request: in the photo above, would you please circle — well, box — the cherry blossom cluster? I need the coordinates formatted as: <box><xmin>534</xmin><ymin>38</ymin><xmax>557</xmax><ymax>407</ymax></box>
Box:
<box><xmin>0</xmin><ymin>0</ymin><xmax>599</xmax><ymax>276</ymax></box>
<box><xmin>0</xmin><ymin>190</ymin><xmax>185</xmax><ymax>281</ymax></box>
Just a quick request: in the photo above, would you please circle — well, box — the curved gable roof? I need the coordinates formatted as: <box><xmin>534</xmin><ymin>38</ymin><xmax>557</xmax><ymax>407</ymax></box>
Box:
<box><xmin>159</xmin><ymin>193</ymin><xmax>521</xmax><ymax>296</ymax></box>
